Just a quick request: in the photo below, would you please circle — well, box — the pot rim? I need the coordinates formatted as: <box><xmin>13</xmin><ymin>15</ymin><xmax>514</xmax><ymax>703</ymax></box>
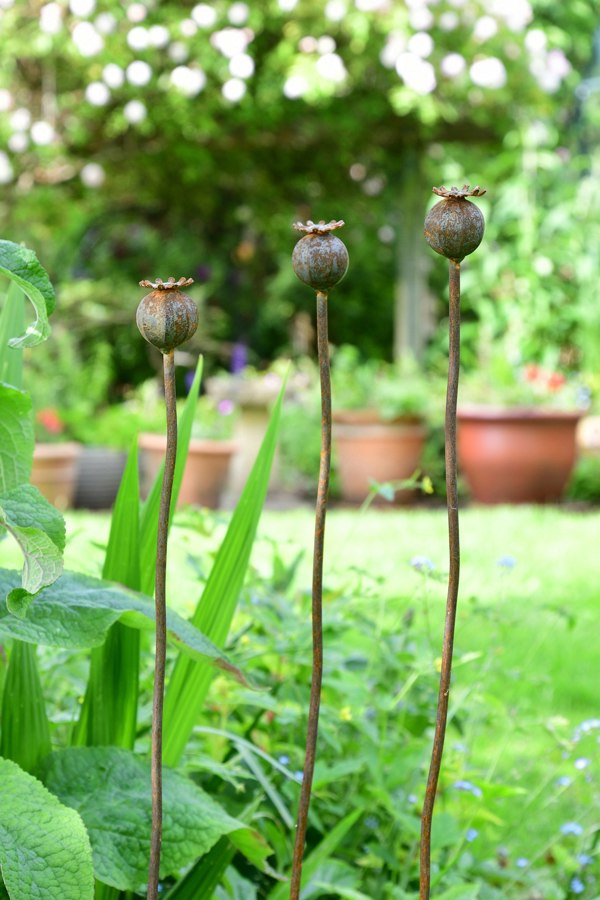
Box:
<box><xmin>138</xmin><ymin>432</ymin><xmax>238</xmax><ymax>454</ymax></box>
<box><xmin>457</xmin><ymin>404</ymin><xmax>584</xmax><ymax>423</ymax></box>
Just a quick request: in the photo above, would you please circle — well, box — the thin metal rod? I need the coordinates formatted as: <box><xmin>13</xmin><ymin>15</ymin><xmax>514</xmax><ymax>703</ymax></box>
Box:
<box><xmin>289</xmin><ymin>289</ymin><xmax>331</xmax><ymax>900</ymax></box>
<box><xmin>419</xmin><ymin>259</ymin><xmax>461</xmax><ymax>899</ymax></box>
<box><xmin>147</xmin><ymin>349</ymin><xmax>177</xmax><ymax>900</ymax></box>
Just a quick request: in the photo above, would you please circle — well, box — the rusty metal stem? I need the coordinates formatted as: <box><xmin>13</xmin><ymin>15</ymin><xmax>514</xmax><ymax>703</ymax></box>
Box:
<box><xmin>289</xmin><ymin>289</ymin><xmax>331</xmax><ymax>900</ymax></box>
<box><xmin>419</xmin><ymin>259</ymin><xmax>461</xmax><ymax>899</ymax></box>
<box><xmin>147</xmin><ymin>349</ymin><xmax>177</xmax><ymax>900</ymax></box>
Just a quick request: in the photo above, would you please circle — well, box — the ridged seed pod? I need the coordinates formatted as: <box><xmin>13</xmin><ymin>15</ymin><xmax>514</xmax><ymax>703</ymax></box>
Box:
<box><xmin>136</xmin><ymin>276</ymin><xmax>198</xmax><ymax>353</ymax></box>
<box><xmin>292</xmin><ymin>219</ymin><xmax>349</xmax><ymax>291</ymax></box>
<box><xmin>424</xmin><ymin>185</ymin><xmax>486</xmax><ymax>262</ymax></box>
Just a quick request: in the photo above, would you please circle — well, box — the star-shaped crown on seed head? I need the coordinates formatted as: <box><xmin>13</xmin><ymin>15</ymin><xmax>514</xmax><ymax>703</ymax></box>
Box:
<box><xmin>139</xmin><ymin>276</ymin><xmax>194</xmax><ymax>290</ymax></box>
<box><xmin>293</xmin><ymin>219</ymin><xmax>345</xmax><ymax>234</ymax></box>
<box><xmin>432</xmin><ymin>185</ymin><xmax>486</xmax><ymax>199</ymax></box>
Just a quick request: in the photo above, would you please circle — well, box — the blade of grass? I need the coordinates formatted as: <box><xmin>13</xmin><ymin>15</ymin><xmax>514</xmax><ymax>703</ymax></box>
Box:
<box><xmin>0</xmin><ymin>640</ymin><xmax>51</xmax><ymax>773</ymax></box>
<box><xmin>0</xmin><ymin>282</ymin><xmax>25</xmax><ymax>388</ymax></box>
<box><xmin>139</xmin><ymin>357</ymin><xmax>203</xmax><ymax>596</ymax></box>
<box><xmin>72</xmin><ymin>443</ymin><xmax>141</xmax><ymax>748</ymax></box>
<box><xmin>162</xmin><ymin>378</ymin><xmax>286</xmax><ymax>766</ymax></box>
<box><xmin>163</xmin><ymin>836</ymin><xmax>235</xmax><ymax>899</ymax></box>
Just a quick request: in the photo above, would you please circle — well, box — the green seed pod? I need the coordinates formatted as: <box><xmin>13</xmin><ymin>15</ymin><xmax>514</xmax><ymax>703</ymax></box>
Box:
<box><xmin>424</xmin><ymin>185</ymin><xmax>486</xmax><ymax>262</ymax></box>
<box><xmin>292</xmin><ymin>219</ymin><xmax>349</xmax><ymax>291</ymax></box>
<box><xmin>136</xmin><ymin>276</ymin><xmax>198</xmax><ymax>353</ymax></box>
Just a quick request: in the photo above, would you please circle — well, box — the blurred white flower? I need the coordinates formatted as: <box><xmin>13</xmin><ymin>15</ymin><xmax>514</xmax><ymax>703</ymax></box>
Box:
<box><xmin>299</xmin><ymin>36</ymin><xmax>318</xmax><ymax>53</ymax></box>
<box><xmin>126</xmin><ymin>60</ymin><xmax>152</xmax><ymax>86</ymax></box>
<box><xmin>408</xmin><ymin>32</ymin><xmax>433</xmax><ymax>59</ymax></box>
<box><xmin>488</xmin><ymin>0</ymin><xmax>532</xmax><ymax>31</ymax></box>
<box><xmin>525</xmin><ymin>29</ymin><xmax>546</xmax><ymax>54</ymax></box>
<box><xmin>211</xmin><ymin>28</ymin><xmax>250</xmax><ymax>58</ymax></box>
<box><xmin>439</xmin><ymin>12</ymin><xmax>458</xmax><ymax>31</ymax></box>
<box><xmin>378</xmin><ymin>224</ymin><xmax>395</xmax><ymax>243</ymax></box>
<box><xmin>316</xmin><ymin>52</ymin><xmax>347</xmax><ymax>83</ymax></box>
<box><xmin>441</xmin><ymin>52</ymin><xmax>466</xmax><ymax>78</ymax></box>
<box><xmin>123</xmin><ymin>99</ymin><xmax>147</xmax><ymax>123</ymax></box>
<box><xmin>148</xmin><ymin>25</ymin><xmax>170</xmax><ymax>47</ymax></box>
<box><xmin>0</xmin><ymin>88</ymin><xmax>12</xmax><ymax>111</ymax></box>
<box><xmin>40</xmin><ymin>3</ymin><xmax>63</xmax><ymax>35</ymax></box>
<box><xmin>180</xmin><ymin>18</ymin><xmax>197</xmax><ymax>37</ymax></box>
<box><xmin>349</xmin><ymin>162</ymin><xmax>366</xmax><ymax>180</ymax></box>
<box><xmin>0</xmin><ymin>151</ymin><xmax>14</xmax><ymax>184</ymax></box>
<box><xmin>103</xmin><ymin>63</ymin><xmax>124</xmax><ymax>88</ymax></box>
<box><xmin>95</xmin><ymin>12</ymin><xmax>116</xmax><ymax>34</ymax></box>
<box><xmin>31</xmin><ymin>120</ymin><xmax>55</xmax><ymax>145</ymax></box>
<box><xmin>127</xmin><ymin>26</ymin><xmax>149</xmax><ymax>51</ymax></box>
<box><xmin>396</xmin><ymin>53</ymin><xmax>436</xmax><ymax>94</ymax></box>
<box><xmin>191</xmin><ymin>3</ymin><xmax>217</xmax><ymax>27</ymax></box>
<box><xmin>10</xmin><ymin>108</ymin><xmax>31</xmax><ymax>131</ymax></box>
<box><xmin>80</xmin><ymin>162</ymin><xmax>105</xmax><ymax>187</ymax></box>
<box><xmin>283</xmin><ymin>74</ymin><xmax>308</xmax><ymax>98</ymax></box>
<box><xmin>363</xmin><ymin>176</ymin><xmax>384</xmax><ymax>196</ymax></box>
<box><xmin>85</xmin><ymin>81</ymin><xmax>110</xmax><ymax>105</ymax></box>
<box><xmin>222</xmin><ymin>78</ymin><xmax>246</xmax><ymax>101</ymax></box>
<box><xmin>325</xmin><ymin>0</ymin><xmax>345</xmax><ymax>21</ymax></box>
<box><xmin>447</xmin><ymin>0</ymin><xmax>466</xmax><ymax>6</ymax></box>
<box><xmin>229</xmin><ymin>53</ymin><xmax>254</xmax><ymax>78</ymax></box>
<box><xmin>8</xmin><ymin>132</ymin><xmax>28</xmax><ymax>152</ymax></box>
<box><xmin>228</xmin><ymin>2</ymin><xmax>249</xmax><ymax>25</ymax></box>
<box><xmin>380</xmin><ymin>34</ymin><xmax>405</xmax><ymax>69</ymax></box>
<box><xmin>69</xmin><ymin>0</ymin><xmax>95</xmax><ymax>17</ymax></box>
<box><xmin>170</xmin><ymin>65</ymin><xmax>207</xmax><ymax>96</ymax></box>
<box><xmin>473</xmin><ymin>16</ymin><xmax>498</xmax><ymax>42</ymax></box>
<box><xmin>278</xmin><ymin>0</ymin><xmax>298</xmax><ymax>10</ymax></box>
<box><xmin>547</xmin><ymin>49</ymin><xmax>571</xmax><ymax>78</ymax></box>
<box><xmin>72</xmin><ymin>21</ymin><xmax>103</xmax><ymax>56</ymax></box>
<box><xmin>356</xmin><ymin>0</ymin><xmax>390</xmax><ymax>10</ymax></box>
<box><xmin>126</xmin><ymin>3</ymin><xmax>147</xmax><ymax>23</ymax></box>
<box><xmin>409</xmin><ymin>7</ymin><xmax>433</xmax><ymax>30</ymax></box>
<box><xmin>168</xmin><ymin>41</ymin><xmax>188</xmax><ymax>63</ymax></box>
<box><xmin>317</xmin><ymin>36</ymin><xmax>336</xmax><ymax>54</ymax></box>
<box><xmin>470</xmin><ymin>57</ymin><xmax>507</xmax><ymax>88</ymax></box>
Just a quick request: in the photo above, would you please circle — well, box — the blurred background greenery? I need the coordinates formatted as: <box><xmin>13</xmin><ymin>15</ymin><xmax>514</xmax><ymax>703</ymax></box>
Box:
<box><xmin>1</xmin><ymin>0</ymin><xmax>599</xmax><ymax>407</ymax></box>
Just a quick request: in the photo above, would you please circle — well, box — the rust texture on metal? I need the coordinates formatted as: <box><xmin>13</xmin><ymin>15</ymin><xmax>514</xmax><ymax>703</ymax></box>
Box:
<box><xmin>289</xmin><ymin>288</ymin><xmax>331</xmax><ymax>900</ymax></box>
<box><xmin>292</xmin><ymin>220</ymin><xmax>349</xmax><ymax>292</ymax></box>
<box><xmin>136</xmin><ymin>276</ymin><xmax>198</xmax><ymax>353</ymax></box>
<box><xmin>146</xmin><ymin>348</ymin><xmax>178</xmax><ymax>900</ymax></box>
<box><xmin>419</xmin><ymin>259</ymin><xmax>461</xmax><ymax>899</ymax></box>
<box><xmin>424</xmin><ymin>186</ymin><xmax>485</xmax><ymax>262</ymax></box>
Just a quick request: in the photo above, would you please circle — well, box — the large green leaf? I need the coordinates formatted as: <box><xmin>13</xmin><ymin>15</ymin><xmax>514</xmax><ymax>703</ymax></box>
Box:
<box><xmin>0</xmin><ymin>484</ymin><xmax>65</xmax><ymax>616</ymax></box>
<box><xmin>0</xmin><ymin>569</ymin><xmax>248</xmax><ymax>682</ymax></box>
<box><xmin>0</xmin><ymin>756</ymin><xmax>93</xmax><ymax>900</ymax></box>
<box><xmin>40</xmin><ymin>747</ymin><xmax>245</xmax><ymax>892</ymax></box>
<box><xmin>163</xmin><ymin>377</ymin><xmax>287</xmax><ymax>765</ymax></box>
<box><xmin>0</xmin><ymin>384</ymin><xmax>33</xmax><ymax>492</ymax></box>
<box><xmin>0</xmin><ymin>240</ymin><xmax>55</xmax><ymax>349</ymax></box>
<box><xmin>0</xmin><ymin>281</ymin><xmax>25</xmax><ymax>388</ymax></box>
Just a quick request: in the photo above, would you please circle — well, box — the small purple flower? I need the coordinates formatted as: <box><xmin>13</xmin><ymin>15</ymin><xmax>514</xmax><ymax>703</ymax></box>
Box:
<box><xmin>410</xmin><ymin>555</ymin><xmax>435</xmax><ymax>573</ymax></box>
<box><xmin>516</xmin><ymin>857</ymin><xmax>529</xmax><ymax>868</ymax></box>
<box><xmin>466</xmin><ymin>828</ymin><xmax>479</xmax><ymax>843</ymax></box>
<box><xmin>561</xmin><ymin>822</ymin><xmax>584</xmax><ymax>837</ymax></box>
<box><xmin>453</xmin><ymin>780</ymin><xmax>482</xmax><ymax>798</ymax></box>
<box><xmin>184</xmin><ymin>368</ymin><xmax>196</xmax><ymax>392</ymax></box>
<box><xmin>570</xmin><ymin>877</ymin><xmax>585</xmax><ymax>895</ymax></box>
<box><xmin>218</xmin><ymin>398</ymin><xmax>235</xmax><ymax>416</ymax></box>
<box><xmin>497</xmin><ymin>555</ymin><xmax>517</xmax><ymax>569</ymax></box>
<box><xmin>231</xmin><ymin>341</ymin><xmax>248</xmax><ymax>374</ymax></box>
<box><xmin>574</xmin><ymin>758</ymin><xmax>590</xmax><ymax>770</ymax></box>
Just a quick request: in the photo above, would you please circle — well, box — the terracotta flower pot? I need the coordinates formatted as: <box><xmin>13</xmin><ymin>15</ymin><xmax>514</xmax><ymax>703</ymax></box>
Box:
<box><xmin>333</xmin><ymin>410</ymin><xmax>427</xmax><ymax>504</ymax></box>
<box><xmin>139</xmin><ymin>433</ymin><xmax>237</xmax><ymax>509</ymax></box>
<box><xmin>74</xmin><ymin>447</ymin><xmax>127</xmax><ymax>510</ymax></box>
<box><xmin>31</xmin><ymin>442</ymin><xmax>82</xmax><ymax>510</ymax></box>
<box><xmin>457</xmin><ymin>406</ymin><xmax>583</xmax><ymax>504</ymax></box>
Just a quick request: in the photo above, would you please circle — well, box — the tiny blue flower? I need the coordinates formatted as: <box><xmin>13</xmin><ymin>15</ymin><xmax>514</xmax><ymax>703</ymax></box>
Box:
<box><xmin>577</xmin><ymin>854</ymin><xmax>593</xmax><ymax>867</ymax></box>
<box><xmin>497</xmin><ymin>555</ymin><xmax>517</xmax><ymax>569</ymax></box>
<box><xmin>294</xmin><ymin>770</ymin><xmax>304</xmax><ymax>783</ymax></box>
<box><xmin>365</xmin><ymin>816</ymin><xmax>379</xmax><ymax>830</ymax></box>
<box><xmin>556</xmin><ymin>775</ymin><xmax>572</xmax><ymax>787</ymax></box>
<box><xmin>452</xmin><ymin>779</ymin><xmax>483</xmax><ymax>798</ymax></box>
<box><xmin>278</xmin><ymin>755</ymin><xmax>290</xmax><ymax>766</ymax></box>
<box><xmin>466</xmin><ymin>828</ymin><xmax>479</xmax><ymax>842</ymax></box>
<box><xmin>516</xmin><ymin>857</ymin><xmax>529</xmax><ymax>868</ymax></box>
<box><xmin>407</xmin><ymin>793</ymin><xmax>417</xmax><ymax>805</ymax></box>
<box><xmin>561</xmin><ymin>822</ymin><xmax>583</xmax><ymax>836</ymax></box>
<box><xmin>453</xmin><ymin>742</ymin><xmax>468</xmax><ymax>754</ymax></box>
<box><xmin>574</xmin><ymin>757</ymin><xmax>590</xmax><ymax>770</ymax></box>
<box><xmin>410</xmin><ymin>555</ymin><xmax>435</xmax><ymax>573</ymax></box>
<box><xmin>570</xmin><ymin>877</ymin><xmax>585</xmax><ymax>895</ymax></box>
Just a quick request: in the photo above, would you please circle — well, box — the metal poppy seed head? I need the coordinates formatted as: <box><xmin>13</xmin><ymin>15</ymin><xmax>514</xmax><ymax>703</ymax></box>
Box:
<box><xmin>292</xmin><ymin>220</ymin><xmax>348</xmax><ymax>291</ymax></box>
<box><xmin>137</xmin><ymin>276</ymin><xmax>198</xmax><ymax>353</ymax></box>
<box><xmin>424</xmin><ymin>186</ymin><xmax>486</xmax><ymax>262</ymax></box>
<box><xmin>139</xmin><ymin>276</ymin><xmax>194</xmax><ymax>290</ymax></box>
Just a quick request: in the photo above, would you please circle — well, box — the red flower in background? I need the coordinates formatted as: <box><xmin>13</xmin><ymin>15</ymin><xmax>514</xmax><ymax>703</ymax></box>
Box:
<box><xmin>36</xmin><ymin>408</ymin><xmax>64</xmax><ymax>434</ymax></box>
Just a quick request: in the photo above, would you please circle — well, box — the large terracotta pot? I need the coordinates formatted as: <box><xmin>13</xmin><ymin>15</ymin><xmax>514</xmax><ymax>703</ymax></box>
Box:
<box><xmin>139</xmin><ymin>433</ymin><xmax>237</xmax><ymax>508</ymax></box>
<box><xmin>333</xmin><ymin>410</ymin><xmax>427</xmax><ymax>503</ymax></box>
<box><xmin>457</xmin><ymin>406</ymin><xmax>583</xmax><ymax>504</ymax></box>
<box><xmin>31</xmin><ymin>442</ymin><xmax>82</xmax><ymax>510</ymax></box>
